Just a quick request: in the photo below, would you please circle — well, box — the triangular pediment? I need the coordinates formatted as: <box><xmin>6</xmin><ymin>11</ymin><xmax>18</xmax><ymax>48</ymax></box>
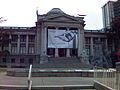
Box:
<box><xmin>37</xmin><ymin>8</ymin><xmax>85</xmax><ymax>25</ymax></box>
<box><xmin>45</xmin><ymin>14</ymin><xmax>79</xmax><ymax>22</ymax></box>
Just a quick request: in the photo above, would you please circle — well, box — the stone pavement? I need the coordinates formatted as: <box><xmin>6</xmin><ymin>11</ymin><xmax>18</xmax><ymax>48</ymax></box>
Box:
<box><xmin>0</xmin><ymin>72</ymin><xmax>94</xmax><ymax>86</ymax></box>
<box><xmin>0</xmin><ymin>72</ymin><xmax>27</xmax><ymax>85</ymax></box>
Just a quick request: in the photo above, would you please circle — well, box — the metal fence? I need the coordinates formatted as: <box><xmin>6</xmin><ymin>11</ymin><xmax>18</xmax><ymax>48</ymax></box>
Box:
<box><xmin>94</xmin><ymin>67</ymin><xmax>120</xmax><ymax>90</ymax></box>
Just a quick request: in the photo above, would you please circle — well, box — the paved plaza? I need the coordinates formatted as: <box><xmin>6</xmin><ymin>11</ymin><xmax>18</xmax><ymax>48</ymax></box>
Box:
<box><xmin>0</xmin><ymin>72</ymin><xmax>94</xmax><ymax>86</ymax></box>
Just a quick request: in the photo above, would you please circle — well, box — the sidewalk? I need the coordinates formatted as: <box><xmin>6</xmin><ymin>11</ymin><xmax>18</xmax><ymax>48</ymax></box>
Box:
<box><xmin>0</xmin><ymin>72</ymin><xmax>94</xmax><ymax>86</ymax></box>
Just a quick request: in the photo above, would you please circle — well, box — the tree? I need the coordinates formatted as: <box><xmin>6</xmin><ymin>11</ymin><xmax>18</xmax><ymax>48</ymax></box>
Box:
<box><xmin>111</xmin><ymin>16</ymin><xmax>120</xmax><ymax>48</ymax></box>
<box><xmin>0</xmin><ymin>17</ymin><xmax>7</xmax><ymax>23</ymax></box>
<box><xmin>0</xmin><ymin>17</ymin><xmax>10</xmax><ymax>57</ymax></box>
<box><xmin>0</xmin><ymin>31</ymin><xmax>10</xmax><ymax>51</ymax></box>
<box><xmin>107</xmin><ymin>16</ymin><xmax>120</xmax><ymax>64</ymax></box>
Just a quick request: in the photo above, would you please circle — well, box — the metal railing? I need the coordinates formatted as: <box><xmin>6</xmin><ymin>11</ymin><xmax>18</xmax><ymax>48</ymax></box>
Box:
<box><xmin>28</xmin><ymin>64</ymin><xmax>32</xmax><ymax>90</ymax></box>
<box><xmin>94</xmin><ymin>67</ymin><xmax>120</xmax><ymax>90</ymax></box>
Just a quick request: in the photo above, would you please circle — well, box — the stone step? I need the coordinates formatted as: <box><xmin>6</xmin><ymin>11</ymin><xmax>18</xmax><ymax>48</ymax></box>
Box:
<box><xmin>34</xmin><ymin>57</ymin><xmax>92</xmax><ymax>69</ymax></box>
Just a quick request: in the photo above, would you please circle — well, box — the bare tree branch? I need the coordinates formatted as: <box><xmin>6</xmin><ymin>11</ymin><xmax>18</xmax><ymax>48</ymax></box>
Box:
<box><xmin>0</xmin><ymin>17</ymin><xmax>7</xmax><ymax>23</ymax></box>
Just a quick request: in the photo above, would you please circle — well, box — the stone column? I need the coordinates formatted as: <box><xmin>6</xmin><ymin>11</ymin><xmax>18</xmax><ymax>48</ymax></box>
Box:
<box><xmin>78</xmin><ymin>29</ymin><xmax>84</xmax><ymax>57</ymax></box>
<box><xmin>66</xmin><ymin>28</ymin><xmax>71</xmax><ymax>57</ymax></box>
<box><xmin>9</xmin><ymin>34</ymin><xmax>12</xmax><ymax>53</ymax></box>
<box><xmin>36</xmin><ymin>23</ymin><xmax>41</xmax><ymax>55</ymax></box>
<box><xmin>41</xmin><ymin>27</ymin><xmax>47</xmax><ymax>56</ymax></box>
<box><xmin>55</xmin><ymin>27</ymin><xmax>59</xmax><ymax>57</ymax></box>
<box><xmin>7</xmin><ymin>34</ymin><xmax>12</xmax><ymax>68</ymax></box>
<box><xmin>98</xmin><ymin>38</ymin><xmax>100</xmax><ymax>42</ymax></box>
<box><xmin>55</xmin><ymin>48</ymin><xmax>59</xmax><ymax>57</ymax></box>
<box><xmin>78</xmin><ymin>29</ymin><xmax>81</xmax><ymax>57</ymax></box>
<box><xmin>26</xmin><ymin>35</ymin><xmax>29</xmax><ymax>54</ymax></box>
<box><xmin>90</xmin><ymin>37</ymin><xmax>94</xmax><ymax>56</ymax></box>
<box><xmin>66</xmin><ymin>48</ymin><xmax>70</xmax><ymax>57</ymax></box>
<box><xmin>40</xmin><ymin>26</ymin><xmax>48</xmax><ymax>64</ymax></box>
<box><xmin>112</xmin><ymin>39</ymin><xmax>115</xmax><ymax>51</ymax></box>
<box><xmin>17</xmin><ymin>35</ymin><xmax>20</xmax><ymax>54</ymax></box>
<box><xmin>105</xmin><ymin>38</ymin><xmax>108</xmax><ymax>52</ymax></box>
<box><xmin>36</xmin><ymin>23</ymin><xmax>42</xmax><ymax>64</ymax></box>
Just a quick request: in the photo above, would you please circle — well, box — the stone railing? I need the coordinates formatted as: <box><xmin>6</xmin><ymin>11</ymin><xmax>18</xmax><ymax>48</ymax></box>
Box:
<box><xmin>94</xmin><ymin>66</ymin><xmax>120</xmax><ymax>90</ymax></box>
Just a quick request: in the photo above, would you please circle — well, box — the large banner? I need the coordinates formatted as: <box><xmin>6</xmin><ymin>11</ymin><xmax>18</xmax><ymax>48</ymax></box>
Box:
<box><xmin>48</xmin><ymin>29</ymin><xmax>78</xmax><ymax>48</ymax></box>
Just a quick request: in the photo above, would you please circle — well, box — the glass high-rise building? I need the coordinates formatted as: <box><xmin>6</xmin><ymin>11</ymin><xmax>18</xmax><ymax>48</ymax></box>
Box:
<box><xmin>102</xmin><ymin>0</ymin><xmax>120</xmax><ymax>30</ymax></box>
<box><xmin>102</xmin><ymin>1</ymin><xmax>115</xmax><ymax>29</ymax></box>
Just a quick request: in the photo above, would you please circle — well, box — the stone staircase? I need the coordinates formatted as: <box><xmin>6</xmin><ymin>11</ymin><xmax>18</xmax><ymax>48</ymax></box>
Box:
<box><xmin>35</xmin><ymin>57</ymin><xmax>93</xmax><ymax>69</ymax></box>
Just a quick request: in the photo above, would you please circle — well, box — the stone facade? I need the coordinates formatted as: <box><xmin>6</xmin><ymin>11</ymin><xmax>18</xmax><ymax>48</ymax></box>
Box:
<box><xmin>0</xmin><ymin>8</ymin><xmax>115</xmax><ymax>68</ymax></box>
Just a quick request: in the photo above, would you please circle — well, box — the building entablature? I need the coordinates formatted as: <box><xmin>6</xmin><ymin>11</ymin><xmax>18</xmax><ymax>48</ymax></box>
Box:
<box><xmin>84</xmin><ymin>34</ymin><xmax>107</xmax><ymax>38</ymax></box>
<box><xmin>0</xmin><ymin>26</ymin><xmax>36</xmax><ymax>30</ymax></box>
<box><xmin>0</xmin><ymin>26</ymin><xmax>36</xmax><ymax>35</ymax></box>
<box><xmin>42</xmin><ymin>22</ymin><xmax>83</xmax><ymax>29</ymax></box>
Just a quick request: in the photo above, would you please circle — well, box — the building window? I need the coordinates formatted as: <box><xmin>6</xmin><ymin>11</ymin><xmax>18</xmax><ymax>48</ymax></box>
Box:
<box><xmin>20</xmin><ymin>35</ymin><xmax>26</xmax><ymax>42</ymax></box>
<box><xmin>11</xmin><ymin>44</ymin><xmax>17</xmax><ymax>54</ymax></box>
<box><xmin>20</xmin><ymin>44</ymin><xmax>26</xmax><ymax>54</ymax></box>
<box><xmin>85</xmin><ymin>45</ymin><xmax>90</xmax><ymax>56</ymax></box>
<box><xmin>47</xmin><ymin>48</ymin><xmax>55</xmax><ymax>56</ymax></box>
<box><xmin>28</xmin><ymin>44</ymin><xmax>35</xmax><ymax>54</ymax></box>
<box><xmin>93</xmin><ymin>38</ymin><xmax>98</xmax><ymax>44</ymax></box>
<box><xmin>101</xmin><ymin>38</ymin><xmax>105</xmax><ymax>43</ymax></box>
<box><xmin>3</xmin><ymin>45</ymin><xmax>9</xmax><ymax>51</ymax></box>
<box><xmin>28</xmin><ymin>35</ymin><xmax>35</xmax><ymax>42</ymax></box>
<box><xmin>20</xmin><ymin>58</ymin><xmax>24</xmax><ymax>63</ymax></box>
<box><xmin>28</xmin><ymin>58</ymin><xmax>33</xmax><ymax>64</ymax></box>
<box><xmin>70</xmin><ymin>49</ymin><xmax>78</xmax><ymax>56</ymax></box>
<box><xmin>3</xmin><ymin>34</ymin><xmax>9</xmax><ymax>41</ymax></box>
<box><xmin>85</xmin><ymin>37</ymin><xmax>90</xmax><ymax>44</ymax></box>
<box><xmin>11</xmin><ymin>58</ymin><xmax>15</xmax><ymax>63</ymax></box>
<box><xmin>2</xmin><ymin>58</ymin><xmax>6</xmax><ymax>63</ymax></box>
<box><xmin>11</xmin><ymin>35</ymin><xmax>18</xmax><ymax>42</ymax></box>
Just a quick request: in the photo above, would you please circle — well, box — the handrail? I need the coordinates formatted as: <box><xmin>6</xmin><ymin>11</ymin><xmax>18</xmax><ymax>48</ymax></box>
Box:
<box><xmin>28</xmin><ymin>64</ymin><xmax>32</xmax><ymax>90</ymax></box>
<box><xmin>94</xmin><ymin>66</ymin><xmax>119</xmax><ymax>90</ymax></box>
<box><xmin>28</xmin><ymin>80</ymin><xmax>32</xmax><ymax>90</ymax></box>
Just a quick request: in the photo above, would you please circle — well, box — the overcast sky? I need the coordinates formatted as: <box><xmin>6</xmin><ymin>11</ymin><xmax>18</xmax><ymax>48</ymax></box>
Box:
<box><xmin>0</xmin><ymin>0</ymin><xmax>117</xmax><ymax>30</ymax></box>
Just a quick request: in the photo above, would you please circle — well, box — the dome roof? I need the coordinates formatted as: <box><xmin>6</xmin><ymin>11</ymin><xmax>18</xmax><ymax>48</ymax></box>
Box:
<box><xmin>47</xmin><ymin>8</ymin><xmax>64</xmax><ymax>14</ymax></box>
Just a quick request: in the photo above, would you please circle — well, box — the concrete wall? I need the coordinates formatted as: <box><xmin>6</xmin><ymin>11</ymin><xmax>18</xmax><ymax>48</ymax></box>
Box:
<box><xmin>7</xmin><ymin>69</ymin><xmax>94</xmax><ymax>77</ymax></box>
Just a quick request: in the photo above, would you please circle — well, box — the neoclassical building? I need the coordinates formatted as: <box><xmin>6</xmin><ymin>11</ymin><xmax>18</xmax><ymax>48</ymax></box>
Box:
<box><xmin>0</xmin><ymin>8</ymin><xmax>114</xmax><ymax>68</ymax></box>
